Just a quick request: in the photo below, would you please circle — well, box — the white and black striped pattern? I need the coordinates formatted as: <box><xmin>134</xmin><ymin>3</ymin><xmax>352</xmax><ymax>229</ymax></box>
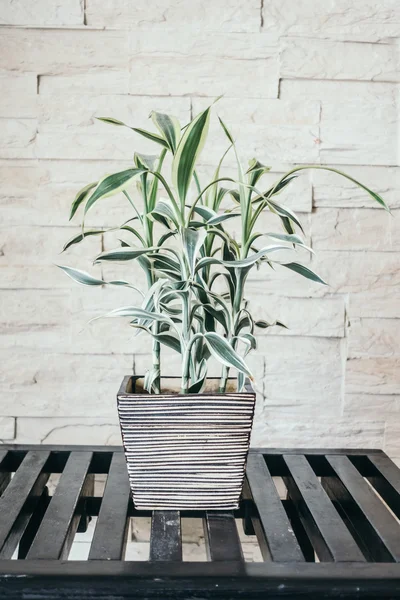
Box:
<box><xmin>117</xmin><ymin>376</ymin><xmax>256</xmax><ymax>510</ymax></box>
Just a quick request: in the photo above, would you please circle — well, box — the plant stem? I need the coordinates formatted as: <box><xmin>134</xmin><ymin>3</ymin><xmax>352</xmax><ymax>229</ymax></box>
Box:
<box><xmin>218</xmin><ymin>364</ymin><xmax>230</xmax><ymax>393</ymax></box>
<box><xmin>152</xmin><ymin>324</ymin><xmax>161</xmax><ymax>394</ymax></box>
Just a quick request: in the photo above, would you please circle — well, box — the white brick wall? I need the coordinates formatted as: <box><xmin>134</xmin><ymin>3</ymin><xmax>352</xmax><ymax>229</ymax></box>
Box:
<box><xmin>1</xmin><ymin>1</ymin><xmax>399</xmax><ymax>469</ymax></box>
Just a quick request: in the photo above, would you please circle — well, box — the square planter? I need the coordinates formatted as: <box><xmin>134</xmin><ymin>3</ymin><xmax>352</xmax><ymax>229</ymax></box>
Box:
<box><xmin>117</xmin><ymin>375</ymin><xmax>256</xmax><ymax>510</ymax></box>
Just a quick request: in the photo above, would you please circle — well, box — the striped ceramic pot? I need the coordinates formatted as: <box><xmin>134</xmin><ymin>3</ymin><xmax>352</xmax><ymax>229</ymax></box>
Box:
<box><xmin>117</xmin><ymin>375</ymin><xmax>256</xmax><ymax>510</ymax></box>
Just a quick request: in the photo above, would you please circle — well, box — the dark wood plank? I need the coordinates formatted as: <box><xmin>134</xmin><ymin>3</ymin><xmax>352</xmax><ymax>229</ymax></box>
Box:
<box><xmin>283</xmin><ymin>454</ymin><xmax>365</xmax><ymax>562</ymax></box>
<box><xmin>149</xmin><ymin>511</ymin><xmax>182</xmax><ymax>561</ymax></box>
<box><xmin>366</xmin><ymin>453</ymin><xmax>400</xmax><ymax>520</ymax></box>
<box><xmin>252</xmin><ymin>448</ymin><xmax>384</xmax><ymax>456</ymax></box>
<box><xmin>2</xmin><ymin>560</ymin><xmax>400</xmax><ymax>600</ymax></box>
<box><xmin>246</xmin><ymin>452</ymin><xmax>304</xmax><ymax>562</ymax></box>
<box><xmin>203</xmin><ymin>512</ymin><xmax>243</xmax><ymax>562</ymax></box>
<box><xmin>89</xmin><ymin>452</ymin><xmax>130</xmax><ymax>560</ymax></box>
<box><xmin>283</xmin><ymin>498</ymin><xmax>315</xmax><ymax>562</ymax></box>
<box><xmin>0</xmin><ymin>450</ymin><xmax>10</xmax><ymax>497</ymax></box>
<box><xmin>0</xmin><ymin>450</ymin><xmax>50</xmax><ymax>556</ymax></box>
<box><xmin>17</xmin><ymin>487</ymin><xmax>49</xmax><ymax>559</ymax></box>
<box><xmin>27</xmin><ymin>451</ymin><xmax>93</xmax><ymax>560</ymax></box>
<box><xmin>324</xmin><ymin>455</ymin><xmax>400</xmax><ymax>562</ymax></box>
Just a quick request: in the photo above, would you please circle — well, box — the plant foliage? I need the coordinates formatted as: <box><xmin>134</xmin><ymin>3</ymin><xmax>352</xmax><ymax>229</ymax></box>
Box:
<box><xmin>59</xmin><ymin>102</ymin><xmax>389</xmax><ymax>394</ymax></box>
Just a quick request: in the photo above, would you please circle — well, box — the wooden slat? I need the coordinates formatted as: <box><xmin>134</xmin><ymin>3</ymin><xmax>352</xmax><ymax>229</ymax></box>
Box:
<box><xmin>0</xmin><ymin>450</ymin><xmax>10</xmax><ymax>497</ymax></box>
<box><xmin>246</xmin><ymin>453</ymin><xmax>304</xmax><ymax>562</ymax></box>
<box><xmin>324</xmin><ymin>455</ymin><xmax>400</xmax><ymax>562</ymax></box>
<box><xmin>203</xmin><ymin>512</ymin><xmax>243</xmax><ymax>562</ymax></box>
<box><xmin>284</xmin><ymin>499</ymin><xmax>315</xmax><ymax>562</ymax></box>
<box><xmin>149</xmin><ymin>511</ymin><xmax>182</xmax><ymax>562</ymax></box>
<box><xmin>366</xmin><ymin>453</ymin><xmax>400</xmax><ymax>520</ymax></box>
<box><xmin>17</xmin><ymin>487</ymin><xmax>49</xmax><ymax>559</ymax></box>
<box><xmin>27</xmin><ymin>451</ymin><xmax>93</xmax><ymax>560</ymax></box>
<box><xmin>0</xmin><ymin>450</ymin><xmax>50</xmax><ymax>556</ymax></box>
<box><xmin>89</xmin><ymin>452</ymin><xmax>130</xmax><ymax>560</ymax></box>
<box><xmin>283</xmin><ymin>454</ymin><xmax>365</xmax><ymax>562</ymax></box>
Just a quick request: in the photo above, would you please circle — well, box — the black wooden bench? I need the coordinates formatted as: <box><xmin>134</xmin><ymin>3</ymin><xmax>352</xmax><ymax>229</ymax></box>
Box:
<box><xmin>1</xmin><ymin>445</ymin><xmax>400</xmax><ymax>598</ymax></box>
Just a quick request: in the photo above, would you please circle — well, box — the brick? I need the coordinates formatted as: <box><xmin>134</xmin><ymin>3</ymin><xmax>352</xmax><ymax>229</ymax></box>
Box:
<box><xmin>0</xmin><ymin>73</ymin><xmax>37</xmax><ymax>118</ymax></box>
<box><xmin>312</xmin><ymin>166</ymin><xmax>400</xmax><ymax>210</ymax></box>
<box><xmin>251</xmin><ymin>416</ymin><xmax>385</xmax><ymax>449</ymax></box>
<box><xmin>0</xmin><ymin>417</ymin><xmax>16</xmax><ymax>440</ymax></box>
<box><xmin>311</xmin><ymin>208</ymin><xmax>400</xmax><ymax>251</ymax></box>
<box><xmin>0</xmin><ymin>28</ymin><xmax>129</xmax><ymax>73</ymax></box>
<box><xmin>348</xmin><ymin>318</ymin><xmax>400</xmax><ymax>358</ymax></box>
<box><xmin>281</xmin><ymin>38</ymin><xmax>399</xmax><ymax>82</ymax></box>
<box><xmin>0</xmin><ymin>289</ymin><xmax>71</xmax><ymax>349</ymax></box>
<box><xmin>310</xmin><ymin>251</ymin><xmax>400</xmax><ymax>319</ymax></box>
<box><xmin>134</xmin><ymin>31</ymin><xmax>277</xmax><ymax>59</ymax></box>
<box><xmin>257</xmin><ymin>337</ymin><xmax>343</xmax><ymax>414</ymax></box>
<box><xmin>129</xmin><ymin>33</ymin><xmax>279</xmax><ymax>98</ymax></box>
<box><xmin>0</xmin><ymin>119</ymin><xmax>37</xmax><ymax>159</ymax></box>
<box><xmin>343</xmin><ymin>394</ymin><xmax>399</xmax><ymax>417</ymax></box>
<box><xmin>263</xmin><ymin>0</ymin><xmax>400</xmax><ymax>42</ymax></box>
<box><xmin>14</xmin><ymin>418</ymin><xmax>122</xmax><ymax>444</ymax></box>
<box><xmin>39</xmin><ymin>72</ymin><xmax>130</xmax><ymax>96</ymax></box>
<box><xmin>346</xmin><ymin>357</ymin><xmax>400</xmax><ymax>395</ymax></box>
<box><xmin>86</xmin><ymin>0</ymin><xmax>260</xmax><ymax>31</ymax></box>
<box><xmin>0</xmin><ymin>351</ymin><xmax>133</xmax><ymax>418</ymax></box>
<box><xmin>0</xmin><ymin>0</ymin><xmax>84</xmax><ymax>25</ymax></box>
<box><xmin>245</xmin><ymin>292</ymin><xmax>345</xmax><ymax>338</ymax></box>
<box><xmin>280</xmin><ymin>80</ymin><xmax>398</xmax><ymax>166</ymax></box>
<box><xmin>193</xmin><ymin>97</ymin><xmax>320</xmax><ymax>166</ymax></box>
<box><xmin>384</xmin><ymin>421</ymin><xmax>400</xmax><ymax>457</ymax></box>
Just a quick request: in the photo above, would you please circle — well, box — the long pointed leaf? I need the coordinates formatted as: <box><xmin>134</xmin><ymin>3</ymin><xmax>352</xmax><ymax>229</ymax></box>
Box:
<box><xmin>204</xmin><ymin>332</ymin><xmax>253</xmax><ymax>380</ymax></box>
<box><xmin>172</xmin><ymin>107</ymin><xmax>211</xmax><ymax>205</ymax></box>
<box><xmin>281</xmin><ymin>262</ymin><xmax>327</xmax><ymax>285</ymax></box>
<box><xmin>151</xmin><ymin>111</ymin><xmax>181</xmax><ymax>153</ymax></box>
<box><xmin>84</xmin><ymin>169</ymin><xmax>145</xmax><ymax>215</ymax></box>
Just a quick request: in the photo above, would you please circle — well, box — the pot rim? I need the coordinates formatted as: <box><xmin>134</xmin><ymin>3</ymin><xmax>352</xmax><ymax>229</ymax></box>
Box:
<box><xmin>117</xmin><ymin>375</ymin><xmax>255</xmax><ymax>397</ymax></box>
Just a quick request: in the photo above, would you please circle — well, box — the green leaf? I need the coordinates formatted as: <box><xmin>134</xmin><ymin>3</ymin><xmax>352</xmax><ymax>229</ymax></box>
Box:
<box><xmin>151</xmin><ymin>111</ymin><xmax>181</xmax><ymax>153</ymax></box>
<box><xmin>195</xmin><ymin>245</ymin><xmax>291</xmax><ymax>272</ymax></box>
<box><xmin>255</xmin><ymin>320</ymin><xmax>288</xmax><ymax>329</ymax></box>
<box><xmin>182</xmin><ymin>228</ymin><xmax>206</xmax><ymax>276</ymax></box>
<box><xmin>96</xmin><ymin>117</ymin><xmax>127</xmax><ymax>126</ymax></box>
<box><xmin>62</xmin><ymin>229</ymin><xmax>105</xmax><ymax>252</ymax></box>
<box><xmin>282</xmin><ymin>262</ymin><xmax>327</xmax><ymax>285</ymax></box>
<box><xmin>206</xmin><ymin>213</ymin><xmax>240</xmax><ymax>226</ymax></box>
<box><xmin>56</xmin><ymin>265</ymin><xmax>141</xmax><ymax>293</ymax></box>
<box><xmin>172</xmin><ymin>107</ymin><xmax>211</xmax><ymax>205</ymax></box>
<box><xmin>84</xmin><ymin>169</ymin><xmax>146</xmax><ymax>215</ymax></box>
<box><xmin>193</xmin><ymin>205</ymin><xmax>217</xmax><ymax>221</ymax></box>
<box><xmin>246</xmin><ymin>158</ymin><xmax>271</xmax><ymax>187</ymax></box>
<box><xmin>134</xmin><ymin>153</ymin><xmax>158</xmax><ymax>171</ymax></box>
<box><xmin>204</xmin><ymin>332</ymin><xmax>254</xmax><ymax>380</ymax></box>
<box><xmin>57</xmin><ymin>265</ymin><xmax>106</xmax><ymax>286</ymax></box>
<box><xmin>132</xmin><ymin>127</ymin><xmax>169</xmax><ymax>149</ymax></box>
<box><xmin>150</xmin><ymin>198</ymin><xmax>181</xmax><ymax>229</ymax></box>
<box><xmin>94</xmin><ymin>306</ymin><xmax>173</xmax><ymax>324</ymax></box>
<box><xmin>94</xmin><ymin>247</ymin><xmax>157</xmax><ymax>263</ymax></box>
<box><xmin>267</xmin><ymin>199</ymin><xmax>304</xmax><ymax>234</ymax></box>
<box><xmin>218</xmin><ymin>117</ymin><xmax>235</xmax><ymax>144</ymax></box>
<box><xmin>69</xmin><ymin>181</ymin><xmax>97</xmax><ymax>220</ymax></box>
<box><xmin>264</xmin><ymin>232</ymin><xmax>306</xmax><ymax>245</ymax></box>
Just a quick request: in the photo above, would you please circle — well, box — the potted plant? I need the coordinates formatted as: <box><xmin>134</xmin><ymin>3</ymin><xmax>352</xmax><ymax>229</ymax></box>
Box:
<box><xmin>58</xmin><ymin>102</ymin><xmax>389</xmax><ymax>510</ymax></box>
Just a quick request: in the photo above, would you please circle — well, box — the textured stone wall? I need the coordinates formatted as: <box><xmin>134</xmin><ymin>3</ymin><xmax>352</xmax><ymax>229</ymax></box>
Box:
<box><xmin>1</xmin><ymin>1</ymin><xmax>399</xmax><ymax>460</ymax></box>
